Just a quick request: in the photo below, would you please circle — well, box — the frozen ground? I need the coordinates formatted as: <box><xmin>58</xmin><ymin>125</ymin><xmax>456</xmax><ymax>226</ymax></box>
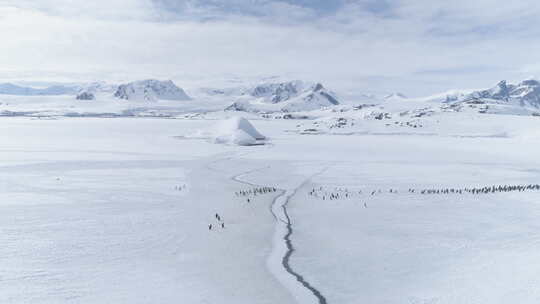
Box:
<box><xmin>2</xmin><ymin>113</ymin><xmax>540</xmax><ymax>303</ymax></box>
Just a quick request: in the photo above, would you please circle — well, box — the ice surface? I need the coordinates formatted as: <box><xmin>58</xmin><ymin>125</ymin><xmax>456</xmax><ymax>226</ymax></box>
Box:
<box><xmin>3</xmin><ymin>82</ymin><xmax>540</xmax><ymax>303</ymax></box>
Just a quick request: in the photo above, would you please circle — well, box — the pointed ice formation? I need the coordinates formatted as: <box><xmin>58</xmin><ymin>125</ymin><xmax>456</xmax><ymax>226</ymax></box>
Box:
<box><xmin>209</xmin><ymin>117</ymin><xmax>266</xmax><ymax>146</ymax></box>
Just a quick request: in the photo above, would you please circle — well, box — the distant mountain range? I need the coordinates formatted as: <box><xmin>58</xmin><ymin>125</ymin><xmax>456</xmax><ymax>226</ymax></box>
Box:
<box><xmin>0</xmin><ymin>83</ymin><xmax>80</xmax><ymax>96</ymax></box>
<box><xmin>462</xmin><ymin>79</ymin><xmax>540</xmax><ymax>107</ymax></box>
<box><xmin>0</xmin><ymin>80</ymin><xmax>192</xmax><ymax>102</ymax></box>
<box><xmin>4</xmin><ymin>77</ymin><xmax>540</xmax><ymax>114</ymax></box>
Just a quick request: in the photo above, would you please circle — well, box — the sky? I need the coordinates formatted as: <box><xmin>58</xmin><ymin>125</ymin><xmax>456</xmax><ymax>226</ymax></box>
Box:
<box><xmin>1</xmin><ymin>0</ymin><xmax>540</xmax><ymax>96</ymax></box>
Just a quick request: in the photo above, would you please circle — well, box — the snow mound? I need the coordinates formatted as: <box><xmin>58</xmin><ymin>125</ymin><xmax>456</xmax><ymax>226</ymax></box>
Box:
<box><xmin>114</xmin><ymin>79</ymin><xmax>191</xmax><ymax>102</ymax></box>
<box><xmin>214</xmin><ymin>129</ymin><xmax>259</xmax><ymax>146</ymax></box>
<box><xmin>192</xmin><ymin>117</ymin><xmax>265</xmax><ymax>146</ymax></box>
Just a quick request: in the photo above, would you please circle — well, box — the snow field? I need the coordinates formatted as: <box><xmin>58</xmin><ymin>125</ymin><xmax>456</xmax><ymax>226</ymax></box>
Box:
<box><xmin>2</xmin><ymin>114</ymin><xmax>540</xmax><ymax>303</ymax></box>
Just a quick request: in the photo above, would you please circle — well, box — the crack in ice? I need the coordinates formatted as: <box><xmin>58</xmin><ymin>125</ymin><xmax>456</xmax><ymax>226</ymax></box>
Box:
<box><xmin>208</xmin><ymin>155</ymin><xmax>328</xmax><ymax>303</ymax></box>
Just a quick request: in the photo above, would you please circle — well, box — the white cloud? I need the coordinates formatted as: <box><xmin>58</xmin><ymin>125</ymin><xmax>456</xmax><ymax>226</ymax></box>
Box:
<box><xmin>1</xmin><ymin>0</ymin><xmax>156</xmax><ymax>20</ymax></box>
<box><xmin>1</xmin><ymin>0</ymin><xmax>540</xmax><ymax>95</ymax></box>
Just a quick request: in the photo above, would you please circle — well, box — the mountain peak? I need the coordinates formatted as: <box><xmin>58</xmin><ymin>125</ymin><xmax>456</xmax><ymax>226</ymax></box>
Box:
<box><xmin>459</xmin><ymin>78</ymin><xmax>540</xmax><ymax>107</ymax></box>
<box><xmin>251</xmin><ymin>80</ymin><xmax>303</xmax><ymax>104</ymax></box>
<box><xmin>313</xmin><ymin>83</ymin><xmax>325</xmax><ymax>92</ymax></box>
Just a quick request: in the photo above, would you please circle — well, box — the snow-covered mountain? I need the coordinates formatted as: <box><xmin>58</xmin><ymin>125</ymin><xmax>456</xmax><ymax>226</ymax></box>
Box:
<box><xmin>9</xmin><ymin>76</ymin><xmax>540</xmax><ymax>117</ymax></box>
<box><xmin>76</xmin><ymin>82</ymin><xmax>118</xmax><ymax>100</ymax></box>
<box><xmin>462</xmin><ymin>79</ymin><xmax>540</xmax><ymax>107</ymax></box>
<box><xmin>114</xmin><ymin>79</ymin><xmax>191</xmax><ymax>102</ymax></box>
<box><xmin>250</xmin><ymin>80</ymin><xmax>304</xmax><ymax>103</ymax></box>
<box><xmin>417</xmin><ymin>79</ymin><xmax>540</xmax><ymax>115</ymax></box>
<box><xmin>0</xmin><ymin>83</ymin><xmax>79</xmax><ymax>96</ymax></box>
<box><xmin>226</xmin><ymin>80</ymin><xmax>340</xmax><ymax>112</ymax></box>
